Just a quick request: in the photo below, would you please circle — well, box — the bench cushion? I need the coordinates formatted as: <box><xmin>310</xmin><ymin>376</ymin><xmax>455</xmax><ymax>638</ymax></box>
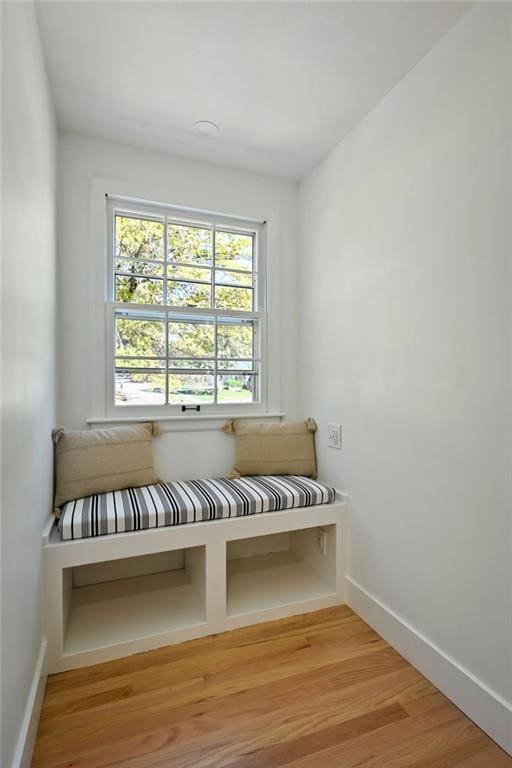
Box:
<box><xmin>59</xmin><ymin>475</ymin><xmax>335</xmax><ymax>541</ymax></box>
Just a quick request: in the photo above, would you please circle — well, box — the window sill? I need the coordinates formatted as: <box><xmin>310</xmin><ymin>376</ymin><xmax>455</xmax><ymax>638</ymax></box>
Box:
<box><xmin>86</xmin><ymin>412</ymin><xmax>285</xmax><ymax>433</ymax></box>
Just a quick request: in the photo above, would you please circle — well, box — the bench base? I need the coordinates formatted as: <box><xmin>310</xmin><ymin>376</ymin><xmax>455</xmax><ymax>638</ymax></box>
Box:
<box><xmin>42</xmin><ymin>499</ymin><xmax>347</xmax><ymax>673</ymax></box>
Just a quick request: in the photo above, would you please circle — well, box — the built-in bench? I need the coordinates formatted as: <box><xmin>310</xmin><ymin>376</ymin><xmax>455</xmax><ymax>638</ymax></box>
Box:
<box><xmin>57</xmin><ymin>475</ymin><xmax>337</xmax><ymax>541</ymax></box>
<box><xmin>42</xmin><ymin>476</ymin><xmax>348</xmax><ymax>673</ymax></box>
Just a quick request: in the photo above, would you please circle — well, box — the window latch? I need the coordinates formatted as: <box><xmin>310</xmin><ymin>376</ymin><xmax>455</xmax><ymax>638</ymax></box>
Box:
<box><xmin>181</xmin><ymin>405</ymin><xmax>201</xmax><ymax>413</ymax></box>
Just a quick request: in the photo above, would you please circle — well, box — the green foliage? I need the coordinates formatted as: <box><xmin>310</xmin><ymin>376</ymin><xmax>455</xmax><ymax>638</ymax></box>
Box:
<box><xmin>168</xmin><ymin>223</ymin><xmax>211</xmax><ymax>264</ymax></box>
<box><xmin>217</xmin><ymin>321</ymin><xmax>253</xmax><ymax>359</ymax></box>
<box><xmin>169</xmin><ymin>282</ymin><xmax>210</xmax><ymax>308</ymax></box>
<box><xmin>115</xmin><ymin>276</ymin><xmax>163</xmax><ymax>305</ymax></box>
<box><xmin>215</xmin><ymin>231</ymin><xmax>253</xmax><ymax>271</ymax></box>
<box><xmin>116</xmin><ymin>317</ymin><xmax>165</xmax><ymax>358</ymax></box>
<box><xmin>168</xmin><ymin>319</ymin><xmax>214</xmax><ymax>358</ymax></box>
<box><xmin>216</xmin><ymin>285</ymin><xmax>252</xmax><ymax>311</ymax></box>
<box><xmin>116</xmin><ymin>216</ymin><xmax>164</xmax><ymax>260</ymax></box>
<box><xmin>115</xmin><ymin>216</ymin><xmax>164</xmax><ymax>304</ymax></box>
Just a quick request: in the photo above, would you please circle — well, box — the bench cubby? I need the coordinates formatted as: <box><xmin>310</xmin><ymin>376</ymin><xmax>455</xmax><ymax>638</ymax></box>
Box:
<box><xmin>63</xmin><ymin>547</ymin><xmax>206</xmax><ymax>655</ymax></box>
<box><xmin>226</xmin><ymin>526</ymin><xmax>336</xmax><ymax>617</ymax></box>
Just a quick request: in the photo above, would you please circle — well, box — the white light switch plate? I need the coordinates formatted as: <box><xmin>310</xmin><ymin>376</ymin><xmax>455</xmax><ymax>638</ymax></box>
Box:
<box><xmin>327</xmin><ymin>423</ymin><xmax>342</xmax><ymax>450</ymax></box>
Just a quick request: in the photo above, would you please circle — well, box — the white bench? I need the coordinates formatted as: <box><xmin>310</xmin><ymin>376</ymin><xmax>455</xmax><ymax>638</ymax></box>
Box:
<box><xmin>42</xmin><ymin>494</ymin><xmax>348</xmax><ymax>673</ymax></box>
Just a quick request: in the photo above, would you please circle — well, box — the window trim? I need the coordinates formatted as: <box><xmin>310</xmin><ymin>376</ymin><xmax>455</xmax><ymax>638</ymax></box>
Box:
<box><xmin>88</xmin><ymin>177</ymin><xmax>281</xmax><ymax>422</ymax></box>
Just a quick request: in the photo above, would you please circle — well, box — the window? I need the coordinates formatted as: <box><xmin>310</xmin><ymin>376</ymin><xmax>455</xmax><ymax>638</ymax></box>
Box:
<box><xmin>106</xmin><ymin>198</ymin><xmax>266</xmax><ymax>412</ymax></box>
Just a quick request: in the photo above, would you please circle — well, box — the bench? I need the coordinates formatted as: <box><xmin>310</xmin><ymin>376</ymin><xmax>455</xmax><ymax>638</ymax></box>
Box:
<box><xmin>42</xmin><ymin>476</ymin><xmax>348</xmax><ymax>673</ymax></box>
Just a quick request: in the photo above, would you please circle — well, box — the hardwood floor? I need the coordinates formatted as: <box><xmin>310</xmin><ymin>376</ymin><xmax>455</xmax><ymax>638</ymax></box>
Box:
<box><xmin>32</xmin><ymin>606</ymin><xmax>511</xmax><ymax>768</ymax></box>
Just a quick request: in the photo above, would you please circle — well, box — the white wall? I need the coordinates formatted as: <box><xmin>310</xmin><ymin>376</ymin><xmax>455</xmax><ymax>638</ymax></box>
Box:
<box><xmin>57</xmin><ymin>132</ymin><xmax>299</xmax><ymax>479</ymax></box>
<box><xmin>1</xmin><ymin>2</ymin><xmax>57</xmax><ymax>766</ymax></box>
<box><xmin>300</xmin><ymin>0</ymin><xmax>511</xmax><ymax>711</ymax></box>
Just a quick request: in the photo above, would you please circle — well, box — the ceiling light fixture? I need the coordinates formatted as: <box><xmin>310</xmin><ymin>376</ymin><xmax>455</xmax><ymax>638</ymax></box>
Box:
<box><xmin>193</xmin><ymin>120</ymin><xmax>219</xmax><ymax>137</ymax></box>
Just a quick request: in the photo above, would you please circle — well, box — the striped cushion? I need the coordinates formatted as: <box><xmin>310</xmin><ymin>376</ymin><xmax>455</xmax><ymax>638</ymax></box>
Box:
<box><xmin>58</xmin><ymin>475</ymin><xmax>335</xmax><ymax>541</ymax></box>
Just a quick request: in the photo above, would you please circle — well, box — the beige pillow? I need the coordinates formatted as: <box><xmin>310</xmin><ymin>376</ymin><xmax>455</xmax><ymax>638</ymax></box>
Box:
<box><xmin>223</xmin><ymin>418</ymin><xmax>317</xmax><ymax>479</ymax></box>
<box><xmin>52</xmin><ymin>423</ymin><xmax>161</xmax><ymax>510</ymax></box>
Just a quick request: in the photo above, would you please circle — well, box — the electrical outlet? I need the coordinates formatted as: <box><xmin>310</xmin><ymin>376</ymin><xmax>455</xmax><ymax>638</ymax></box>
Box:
<box><xmin>316</xmin><ymin>528</ymin><xmax>327</xmax><ymax>556</ymax></box>
<box><xmin>327</xmin><ymin>423</ymin><xmax>342</xmax><ymax>450</ymax></box>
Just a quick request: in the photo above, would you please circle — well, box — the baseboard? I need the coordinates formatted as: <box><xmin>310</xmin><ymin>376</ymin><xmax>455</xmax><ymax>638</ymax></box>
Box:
<box><xmin>10</xmin><ymin>639</ymin><xmax>48</xmax><ymax>768</ymax></box>
<box><xmin>346</xmin><ymin>576</ymin><xmax>512</xmax><ymax>755</ymax></box>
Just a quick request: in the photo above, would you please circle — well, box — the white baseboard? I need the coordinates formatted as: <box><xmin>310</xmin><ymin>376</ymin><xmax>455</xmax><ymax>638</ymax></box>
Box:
<box><xmin>11</xmin><ymin>639</ymin><xmax>48</xmax><ymax>768</ymax></box>
<box><xmin>346</xmin><ymin>576</ymin><xmax>512</xmax><ymax>755</ymax></box>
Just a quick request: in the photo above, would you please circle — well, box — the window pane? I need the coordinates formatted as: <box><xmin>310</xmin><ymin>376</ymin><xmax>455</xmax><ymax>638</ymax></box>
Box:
<box><xmin>217</xmin><ymin>359</ymin><xmax>254</xmax><ymax>371</ymax></box>
<box><xmin>115</xmin><ymin>315</ymin><xmax>165</xmax><ymax>358</ymax></box>
<box><xmin>168</xmin><ymin>373</ymin><xmax>214</xmax><ymax>404</ymax></box>
<box><xmin>215</xmin><ymin>285</ymin><xmax>253</xmax><ymax>311</ymax></box>
<box><xmin>168</xmin><ymin>265</ymin><xmax>211</xmax><ymax>282</ymax></box>
<box><xmin>217</xmin><ymin>319</ymin><xmax>254</xmax><ymax>359</ymax></box>
<box><xmin>115</xmin><ymin>371</ymin><xmax>165</xmax><ymax>406</ymax></box>
<box><xmin>168</xmin><ymin>223</ymin><xmax>212</xmax><ymax>265</ymax></box>
<box><xmin>116</xmin><ymin>259</ymin><xmax>163</xmax><ymax>277</ymax></box>
<box><xmin>115</xmin><ymin>358</ymin><xmax>165</xmax><ymax>370</ymax></box>
<box><xmin>168</xmin><ymin>318</ymin><xmax>214</xmax><ymax>358</ymax></box>
<box><xmin>215</xmin><ymin>231</ymin><xmax>253</xmax><ymax>271</ymax></box>
<box><xmin>215</xmin><ymin>269</ymin><xmax>253</xmax><ymax>287</ymax></box>
<box><xmin>168</xmin><ymin>280</ymin><xmax>210</xmax><ymax>308</ymax></box>
<box><xmin>168</xmin><ymin>359</ymin><xmax>214</xmax><ymax>371</ymax></box>
<box><xmin>115</xmin><ymin>276</ymin><xmax>163</xmax><ymax>304</ymax></box>
<box><xmin>217</xmin><ymin>374</ymin><xmax>256</xmax><ymax>403</ymax></box>
<box><xmin>116</xmin><ymin>216</ymin><xmax>164</xmax><ymax>261</ymax></box>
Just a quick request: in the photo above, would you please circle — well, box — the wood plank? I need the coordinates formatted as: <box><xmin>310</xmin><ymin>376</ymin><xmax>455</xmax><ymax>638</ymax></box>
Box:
<box><xmin>32</xmin><ymin>606</ymin><xmax>512</xmax><ymax>768</ymax></box>
<box><xmin>43</xmin><ymin>607</ymin><xmax>365</xmax><ymax>709</ymax></box>
<box><xmin>45</xmin><ymin>605</ymin><xmax>356</xmax><ymax>695</ymax></box>
<box><xmin>35</xmin><ymin>664</ymin><xmax>432</xmax><ymax>768</ymax></box>
<box><xmin>36</xmin><ymin>633</ymin><xmax>390</xmax><ymax>741</ymax></box>
<box><xmin>189</xmin><ymin>704</ymin><xmax>409</xmax><ymax>768</ymax></box>
<box><xmin>33</xmin><ymin>667</ymin><xmax>428</xmax><ymax>768</ymax></box>
<box><xmin>119</xmin><ymin>700</ymin><xmax>461</xmax><ymax>768</ymax></box>
<box><xmin>450</xmin><ymin>745</ymin><xmax>512</xmax><ymax>767</ymax></box>
<box><xmin>277</xmin><ymin>708</ymin><xmax>479</xmax><ymax>768</ymax></box>
<box><xmin>33</xmin><ymin>641</ymin><xmax>395</xmax><ymax>762</ymax></box>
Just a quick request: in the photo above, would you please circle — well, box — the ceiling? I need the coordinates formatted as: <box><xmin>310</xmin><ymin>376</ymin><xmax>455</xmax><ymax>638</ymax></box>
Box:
<box><xmin>36</xmin><ymin>1</ymin><xmax>471</xmax><ymax>180</ymax></box>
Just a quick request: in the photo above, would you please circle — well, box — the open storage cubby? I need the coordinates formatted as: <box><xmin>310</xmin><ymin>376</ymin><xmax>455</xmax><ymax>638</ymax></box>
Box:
<box><xmin>226</xmin><ymin>525</ymin><xmax>337</xmax><ymax>617</ymax></box>
<box><xmin>63</xmin><ymin>546</ymin><xmax>206</xmax><ymax>655</ymax></box>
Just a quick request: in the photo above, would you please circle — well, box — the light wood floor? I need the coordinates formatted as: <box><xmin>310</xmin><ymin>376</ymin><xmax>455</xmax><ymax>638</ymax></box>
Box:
<box><xmin>33</xmin><ymin>606</ymin><xmax>511</xmax><ymax>768</ymax></box>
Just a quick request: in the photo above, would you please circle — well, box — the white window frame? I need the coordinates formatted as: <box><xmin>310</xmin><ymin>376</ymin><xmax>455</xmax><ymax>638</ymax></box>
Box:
<box><xmin>88</xmin><ymin>178</ymin><xmax>281</xmax><ymax>423</ymax></box>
